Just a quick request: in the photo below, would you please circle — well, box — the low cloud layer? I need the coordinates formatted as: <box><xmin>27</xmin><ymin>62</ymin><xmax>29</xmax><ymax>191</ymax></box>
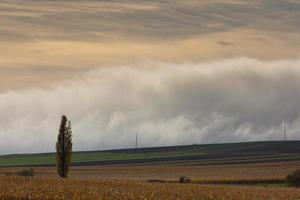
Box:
<box><xmin>1</xmin><ymin>58</ymin><xmax>300</xmax><ymax>154</ymax></box>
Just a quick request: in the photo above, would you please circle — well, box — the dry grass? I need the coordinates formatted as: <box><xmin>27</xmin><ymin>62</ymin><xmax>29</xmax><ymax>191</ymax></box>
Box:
<box><xmin>1</xmin><ymin>161</ymin><xmax>299</xmax><ymax>199</ymax></box>
<box><xmin>0</xmin><ymin>176</ymin><xmax>300</xmax><ymax>200</ymax></box>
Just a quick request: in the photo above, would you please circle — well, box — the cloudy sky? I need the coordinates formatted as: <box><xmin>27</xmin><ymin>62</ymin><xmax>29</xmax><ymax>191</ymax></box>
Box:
<box><xmin>0</xmin><ymin>0</ymin><xmax>300</xmax><ymax>154</ymax></box>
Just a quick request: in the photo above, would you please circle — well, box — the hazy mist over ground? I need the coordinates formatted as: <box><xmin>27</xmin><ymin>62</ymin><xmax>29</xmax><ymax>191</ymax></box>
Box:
<box><xmin>0</xmin><ymin>0</ymin><xmax>300</xmax><ymax>153</ymax></box>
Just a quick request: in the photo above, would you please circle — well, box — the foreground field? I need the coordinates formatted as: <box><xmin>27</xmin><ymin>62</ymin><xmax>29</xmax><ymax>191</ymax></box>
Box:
<box><xmin>0</xmin><ymin>176</ymin><xmax>299</xmax><ymax>200</ymax></box>
<box><xmin>1</xmin><ymin>141</ymin><xmax>300</xmax><ymax>199</ymax></box>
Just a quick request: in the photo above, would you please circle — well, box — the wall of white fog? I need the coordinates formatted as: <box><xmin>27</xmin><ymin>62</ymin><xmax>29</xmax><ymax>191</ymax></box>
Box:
<box><xmin>1</xmin><ymin>57</ymin><xmax>300</xmax><ymax>154</ymax></box>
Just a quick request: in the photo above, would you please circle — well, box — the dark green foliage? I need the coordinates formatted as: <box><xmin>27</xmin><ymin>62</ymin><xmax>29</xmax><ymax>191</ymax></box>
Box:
<box><xmin>16</xmin><ymin>168</ymin><xmax>34</xmax><ymax>177</ymax></box>
<box><xmin>56</xmin><ymin>115</ymin><xmax>72</xmax><ymax>178</ymax></box>
<box><xmin>179</xmin><ymin>176</ymin><xmax>191</xmax><ymax>183</ymax></box>
<box><xmin>287</xmin><ymin>169</ymin><xmax>300</xmax><ymax>187</ymax></box>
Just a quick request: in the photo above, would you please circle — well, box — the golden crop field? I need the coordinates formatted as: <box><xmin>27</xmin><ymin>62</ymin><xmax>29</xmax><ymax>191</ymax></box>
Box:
<box><xmin>0</xmin><ymin>176</ymin><xmax>300</xmax><ymax>200</ymax></box>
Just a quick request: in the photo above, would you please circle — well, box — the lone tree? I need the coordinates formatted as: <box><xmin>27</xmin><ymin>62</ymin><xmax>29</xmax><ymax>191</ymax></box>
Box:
<box><xmin>56</xmin><ymin>115</ymin><xmax>72</xmax><ymax>178</ymax></box>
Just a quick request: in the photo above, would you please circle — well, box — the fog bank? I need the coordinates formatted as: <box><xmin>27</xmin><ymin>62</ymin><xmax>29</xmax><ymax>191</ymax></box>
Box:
<box><xmin>1</xmin><ymin>58</ymin><xmax>300</xmax><ymax>154</ymax></box>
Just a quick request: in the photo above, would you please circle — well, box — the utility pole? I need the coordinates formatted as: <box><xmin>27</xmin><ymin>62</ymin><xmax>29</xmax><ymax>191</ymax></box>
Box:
<box><xmin>136</xmin><ymin>133</ymin><xmax>138</xmax><ymax>149</ymax></box>
<box><xmin>283</xmin><ymin>123</ymin><xmax>287</xmax><ymax>141</ymax></box>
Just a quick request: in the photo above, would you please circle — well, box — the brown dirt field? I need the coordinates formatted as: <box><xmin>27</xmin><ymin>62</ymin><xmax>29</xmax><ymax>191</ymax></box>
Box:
<box><xmin>1</xmin><ymin>160</ymin><xmax>299</xmax><ymax>181</ymax></box>
<box><xmin>1</xmin><ymin>160</ymin><xmax>300</xmax><ymax>199</ymax></box>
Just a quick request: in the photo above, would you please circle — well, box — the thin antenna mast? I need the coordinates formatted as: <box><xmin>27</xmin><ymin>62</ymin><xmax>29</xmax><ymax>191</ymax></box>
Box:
<box><xmin>283</xmin><ymin>123</ymin><xmax>287</xmax><ymax>141</ymax></box>
<box><xmin>136</xmin><ymin>133</ymin><xmax>138</xmax><ymax>149</ymax></box>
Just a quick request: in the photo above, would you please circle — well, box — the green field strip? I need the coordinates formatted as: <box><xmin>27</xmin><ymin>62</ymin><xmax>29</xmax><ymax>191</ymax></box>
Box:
<box><xmin>123</xmin><ymin>154</ymin><xmax>300</xmax><ymax>167</ymax></box>
<box><xmin>0</xmin><ymin>150</ymin><xmax>207</xmax><ymax>167</ymax></box>
<box><xmin>1</xmin><ymin>141</ymin><xmax>300</xmax><ymax>167</ymax></box>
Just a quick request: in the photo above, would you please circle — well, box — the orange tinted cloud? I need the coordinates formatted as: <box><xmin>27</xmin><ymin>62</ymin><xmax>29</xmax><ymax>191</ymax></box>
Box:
<box><xmin>0</xmin><ymin>0</ymin><xmax>299</xmax><ymax>91</ymax></box>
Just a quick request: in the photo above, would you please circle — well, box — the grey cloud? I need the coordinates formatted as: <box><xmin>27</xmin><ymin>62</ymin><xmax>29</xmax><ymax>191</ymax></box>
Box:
<box><xmin>1</xmin><ymin>58</ymin><xmax>300</xmax><ymax>154</ymax></box>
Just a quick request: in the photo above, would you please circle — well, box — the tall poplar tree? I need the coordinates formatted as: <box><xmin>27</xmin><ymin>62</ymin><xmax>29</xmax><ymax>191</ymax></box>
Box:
<box><xmin>56</xmin><ymin>115</ymin><xmax>72</xmax><ymax>178</ymax></box>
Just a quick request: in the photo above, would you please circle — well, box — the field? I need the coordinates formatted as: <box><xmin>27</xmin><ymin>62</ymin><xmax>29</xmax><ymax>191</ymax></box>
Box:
<box><xmin>1</xmin><ymin>176</ymin><xmax>300</xmax><ymax>200</ymax></box>
<box><xmin>1</xmin><ymin>141</ymin><xmax>300</xmax><ymax>167</ymax></box>
<box><xmin>1</xmin><ymin>141</ymin><xmax>300</xmax><ymax>199</ymax></box>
